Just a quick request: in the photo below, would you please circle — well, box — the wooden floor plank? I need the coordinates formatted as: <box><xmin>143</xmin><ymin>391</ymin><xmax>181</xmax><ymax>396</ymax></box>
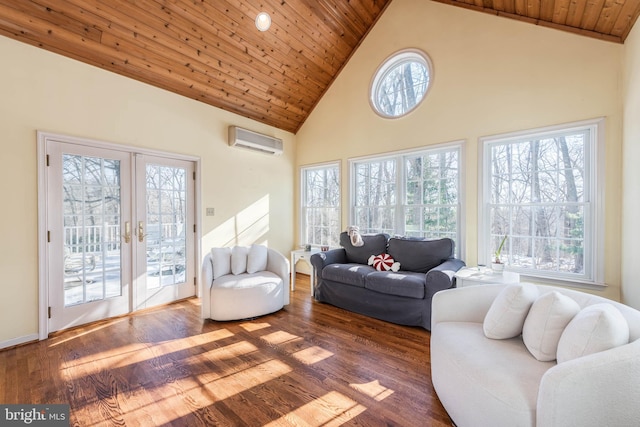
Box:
<box><xmin>0</xmin><ymin>274</ymin><xmax>453</xmax><ymax>426</ymax></box>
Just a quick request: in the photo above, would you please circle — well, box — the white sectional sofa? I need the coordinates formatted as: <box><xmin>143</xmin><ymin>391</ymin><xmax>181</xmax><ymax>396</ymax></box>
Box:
<box><xmin>430</xmin><ymin>283</ymin><xmax>640</xmax><ymax>427</ymax></box>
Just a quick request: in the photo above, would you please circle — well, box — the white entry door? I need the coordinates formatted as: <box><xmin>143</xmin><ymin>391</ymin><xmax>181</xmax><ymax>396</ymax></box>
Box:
<box><xmin>44</xmin><ymin>138</ymin><xmax>197</xmax><ymax>333</ymax></box>
<box><xmin>47</xmin><ymin>142</ymin><xmax>132</xmax><ymax>332</ymax></box>
<box><xmin>133</xmin><ymin>155</ymin><xmax>196</xmax><ymax>309</ymax></box>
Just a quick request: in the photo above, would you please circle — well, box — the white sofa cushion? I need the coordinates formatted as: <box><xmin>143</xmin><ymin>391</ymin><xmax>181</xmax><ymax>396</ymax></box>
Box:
<box><xmin>523</xmin><ymin>291</ymin><xmax>580</xmax><ymax>361</ymax></box>
<box><xmin>231</xmin><ymin>246</ymin><xmax>249</xmax><ymax>275</ymax></box>
<box><xmin>483</xmin><ymin>283</ymin><xmax>539</xmax><ymax>339</ymax></box>
<box><xmin>247</xmin><ymin>244</ymin><xmax>268</xmax><ymax>274</ymax></box>
<box><xmin>556</xmin><ymin>303</ymin><xmax>630</xmax><ymax>363</ymax></box>
<box><xmin>211</xmin><ymin>247</ymin><xmax>231</xmax><ymax>280</ymax></box>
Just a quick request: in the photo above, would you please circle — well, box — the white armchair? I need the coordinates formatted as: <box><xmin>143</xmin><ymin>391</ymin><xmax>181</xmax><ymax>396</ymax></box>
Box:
<box><xmin>201</xmin><ymin>245</ymin><xmax>290</xmax><ymax>321</ymax></box>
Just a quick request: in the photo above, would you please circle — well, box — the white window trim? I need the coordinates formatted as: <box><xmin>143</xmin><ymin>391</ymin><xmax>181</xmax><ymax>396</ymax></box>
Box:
<box><xmin>477</xmin><ymin>118</ymin><xmax>605</xmax><ymax>288</ymax></box>
<box><xmin>299</xmin><ymin>160</ymin><xmax>341</xmax><ymax>247</ymax></box>
<box><xmin>348</xmin><ymin>140</ymin><xmax>465</xmax><ymax>257</ymax></box>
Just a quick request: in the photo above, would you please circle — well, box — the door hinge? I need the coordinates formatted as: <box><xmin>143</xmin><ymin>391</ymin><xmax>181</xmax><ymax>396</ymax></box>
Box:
<box><xmin>47</xmin><ymin>231</ymin><xmax>51</xmax><ymax>243</ymax></box>
<box><xmin>193</xmin><ymin>171</ymin><xmax>196</xmax><ymax>180</ymax></box>
<box><xmin>194</xmin><ymin>277</ymin><xmax>197</xmax><ymax>287</ymax></box>
<box><xmin>193</xmin><ymin>224</ymin><xmax>196</xmax><ymax>233</ymax></box>
<box><xmin>48</xmin><ymin>307</ymin><xmax>52</xmax><ymax>319</ymax></box>
<box><xmin>46</xmin><ymin>154</ymin><xmax>50</xmax><ymax>166</ymax></box>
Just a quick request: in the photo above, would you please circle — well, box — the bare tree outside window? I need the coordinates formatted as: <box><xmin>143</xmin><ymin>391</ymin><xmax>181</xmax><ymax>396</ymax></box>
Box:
<box><xmin>354</xmin><ymin>159</ymin><xmax>396</xmax><ymax>235</ymax></box>
<box><xmin>487</xmin><ymin>129</ymin><xmax>590</xmax><ymax>278</ymax></box>
<box><xmin>371</xmin><ymin>50</ymin><xmax>432</xmax><ymax>118</ymax></box>
<box><xmin>302</xmin><ymin>164</ymin><xmax>340</xmax><ymax>247</ymax></box>
<box><xmin>404</xmin><ymin>150</ymin><xmax>459</xmax><ymax>242</ymax></box>
<box><xmin>62</xmin><ymin>155</ymin><xmax>122</xmax><ymax>305</ymax></box>
<box><xmin>351</xmin><ymin>145</ymin><xmax>461</xmax><ymax>255</ymax></box>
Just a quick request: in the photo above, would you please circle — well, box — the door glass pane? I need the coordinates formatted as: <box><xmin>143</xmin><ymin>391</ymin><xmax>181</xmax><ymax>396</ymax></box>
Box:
<box><xmin>146</xmin><ymin>165</ymin><xmax>187</xmax><ymax>289</ymax></box>
<box><xmin>63</xmin><ymin>155</ymin><xmax>122</xmax><ymax>306</ymax></box>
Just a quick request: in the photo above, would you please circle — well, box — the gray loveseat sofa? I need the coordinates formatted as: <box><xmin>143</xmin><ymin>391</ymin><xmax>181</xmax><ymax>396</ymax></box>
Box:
<box><xmin>310</xmin><ymin>232</ymin><xmax>465</xmax><ymax>330</ymax></box>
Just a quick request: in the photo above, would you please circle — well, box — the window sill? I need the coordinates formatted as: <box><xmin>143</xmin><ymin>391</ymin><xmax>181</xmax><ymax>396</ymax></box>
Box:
<box><xmin>514</xmin><ymin>271</ymin><xmax>607</xmax><ymax>291</ymax></box>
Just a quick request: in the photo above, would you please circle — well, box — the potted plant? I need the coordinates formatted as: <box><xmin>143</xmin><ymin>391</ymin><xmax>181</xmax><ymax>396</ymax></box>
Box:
<box><xmin>491</xmin><ymin>235</ymin><xmax>508</xmax><ymax>273</ymax></box>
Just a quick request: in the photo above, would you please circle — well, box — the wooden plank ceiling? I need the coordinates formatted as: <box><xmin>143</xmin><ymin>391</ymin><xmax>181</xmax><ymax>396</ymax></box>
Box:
<box><xmin>432</xmin><ymin>0</ymin><xmax>640</xmax><ymax>44</ymax></box>
<box><xmin>0</xmin><ymin>0</ymin><xmax>638</xmax><ymax>134</ymax></box>
<box><xmin>0</xmin><ymin>0</ymin><xmax>392</xmax><ymax>134</ymax></box>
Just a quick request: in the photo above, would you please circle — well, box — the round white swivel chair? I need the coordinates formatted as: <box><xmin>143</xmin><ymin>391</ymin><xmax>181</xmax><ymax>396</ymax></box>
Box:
<box><xmin>201</xmin><ymin>245</ymin><xmax>290</xmax><ymax>321</ymax></box>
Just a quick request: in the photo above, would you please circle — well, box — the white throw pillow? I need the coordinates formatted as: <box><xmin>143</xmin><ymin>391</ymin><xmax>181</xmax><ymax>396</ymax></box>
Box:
<box><xmin>247</xmin><ymin>244</ymin><xmax>268</xmax><ymax>274</ymax></box>
<box><xmin>557</xmin><ymin>303</ymin><xmax>630</xmax><ymax>363</ymax></box>
<box><xmin>522</xmin><ymin>291</ymin><xmax>581</xmax><ymax>361</ymax></box>
<box><xmin>231</xmin><ymin>246</ymin><xmax>249</xmax><ymax>275</ymax></box>
<box><xmin>211</xmin><ymin>247</ymin><xmax>231</xmax><ymax>280</ymax></box>
<box><xmin>483</xmin><ymin>283</ymin><xmax>539</xmax><ymax>339</ymax></box>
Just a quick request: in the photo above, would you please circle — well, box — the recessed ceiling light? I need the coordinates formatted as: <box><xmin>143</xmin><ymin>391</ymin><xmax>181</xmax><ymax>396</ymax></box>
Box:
<box><xmin>255</xmin><ymin>12</ymin><xmax>271</xmax><ymax>32</ymax></box>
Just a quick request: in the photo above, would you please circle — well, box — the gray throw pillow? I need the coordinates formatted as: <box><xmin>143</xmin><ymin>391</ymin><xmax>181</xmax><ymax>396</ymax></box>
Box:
<box><xmin>339</xmin><ymin>231</ymin><xmax>389</xmax><ymax>264</ymax></box>
<box><xmin>387</xmin><ymin>237</ymin><xmax>454</xmax><ymax>273</ymax></box>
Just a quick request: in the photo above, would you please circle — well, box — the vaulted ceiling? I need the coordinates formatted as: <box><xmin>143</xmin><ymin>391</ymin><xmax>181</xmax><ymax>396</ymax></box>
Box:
<box><xmin>0</xmin><ymin>0</ymin><xmax>638</xmax><ymax>134</ymax></box>
<box><xmin>432</xmin><ymin>0</ymin><xmax>640</xmax><ymax>43</ymax></box>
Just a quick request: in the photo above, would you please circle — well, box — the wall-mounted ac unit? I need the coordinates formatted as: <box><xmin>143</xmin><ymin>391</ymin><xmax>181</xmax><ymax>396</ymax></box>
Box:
<box><xmin>228</xmin><ymin>126</ymin><xmax>283</xmax><ymax>155</ymax></box>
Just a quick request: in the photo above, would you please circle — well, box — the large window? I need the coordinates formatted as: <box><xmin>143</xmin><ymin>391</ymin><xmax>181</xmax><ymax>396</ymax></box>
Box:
<box><xmin>300</xmin><ymin>163</ymin><xmax>341</xmax><ymax>247</ymax></box>
<box><xmin>480</xmin><ymin>119</ymin><xmax>604</xmax><ymax>284</ymax></box>
<box><xmin>350</xmin><ymin>143</ymin><xmax>462</xmax><ymax>254</ymax></box>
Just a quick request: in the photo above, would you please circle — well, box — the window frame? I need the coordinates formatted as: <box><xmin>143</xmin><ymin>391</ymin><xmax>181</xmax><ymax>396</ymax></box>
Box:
<box><xmin>369</xmin><ymin>48</ymin><xmax>434</xmax><ymax>119</ymax></box>
<box><xmin>349</xmin><ymin>141</ymin><xmax>465</xmax><ymax>257</ymax></box>
<box><xmin>478</xmin><ymin>118</ymin><xmax>605</xmax><ymax>286</ymax></box>
<box><xmin>299</xmin><ymin>161</ymin><xmax>342</xmax><ymax>248</ymax></box>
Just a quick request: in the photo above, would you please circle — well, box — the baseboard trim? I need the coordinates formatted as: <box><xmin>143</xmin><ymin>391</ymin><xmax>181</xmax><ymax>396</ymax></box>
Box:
<box><xmin>0</xmin><ymin>333</ymin><xmax>39</xmax><ymax>351</ymax></box>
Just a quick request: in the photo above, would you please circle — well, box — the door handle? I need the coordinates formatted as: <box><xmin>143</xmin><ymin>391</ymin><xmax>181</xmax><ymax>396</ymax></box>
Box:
<box><xmin>123</xmin><ymin>221</ymin><xmax>131</xmax><ymax>243</ymax></box>
<box><xmin>138</xmin><ymin>221</ymin><xmax>145</xmax><ymax>242</ymax></box>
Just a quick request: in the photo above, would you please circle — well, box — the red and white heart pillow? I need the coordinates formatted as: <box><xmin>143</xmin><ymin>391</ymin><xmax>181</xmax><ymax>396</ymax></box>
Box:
<box><xmin>368</xmin><ymin>253</ymin><xmax>401</xmax><ymax>272</ymax></box>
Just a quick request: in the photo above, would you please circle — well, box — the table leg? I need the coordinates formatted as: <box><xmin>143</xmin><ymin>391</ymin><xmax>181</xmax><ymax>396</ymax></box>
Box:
<box><xmin>310</xmin><ymin>265</ymin><xmax>315</xmax><ymax>297</ymax></box>
<box><xmin>290</xmin><ymin>253</ymin><xmax>296</xmax><ymax>292</ymax></box>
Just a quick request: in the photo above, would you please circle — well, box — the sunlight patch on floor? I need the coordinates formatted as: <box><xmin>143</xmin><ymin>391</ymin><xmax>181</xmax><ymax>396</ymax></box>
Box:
<box><xmin>263</xmin><ymin>391</ymin><xmax>367</xmax><ymax>427</ymax></box>
<box><xmin>62</xmin><ymin>342</ymin><xmax>148</xmax><ymax>375</ymax></box>
<box><xmin>350</xmin><ymin>380</ymin><xmax>394</xmax><ymax>401</ymax></box>
<box><xmin>200</xmin><ymin>359</ymin><xmax>293</xmax><ymax>400</ymax></box>
<box><xmin>260</xmin><ymin>330</ymin><xmax>301</xmax><ymax>345</ymax></box>
<box><xmin>292</xmin><ymin>346</ymin><xmax>334</xmax><ymax>365</ymax></box>
<box><xmin>61</xmin><ymin>329</ymin><xmax>235</xmax><ymax>377</ymax></box>
<box><xmin>240</xmin><ymin>322</ymin><xmax>271</xmax><ymax>332</ymax></box>
<box><xmin>48</xmin><ymin>318</ymin><xmax>129</xmax><ymax>347</ymax></box>
<box><xmin>199</xmin><ymin>340</ymin><xmax>258</xmax><ymax>361</ymax></box>
<box><xmin>153</xmin><ymin>329</ymin><xmax>235</xmax><ymax>355</ymax></box>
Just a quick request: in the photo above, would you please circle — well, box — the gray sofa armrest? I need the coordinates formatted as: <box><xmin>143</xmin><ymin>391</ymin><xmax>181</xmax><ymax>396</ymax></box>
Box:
<box><xmin>311</xmin><ymin>249</ymin><xmax>347</xmax><ymax>288</ymax></box>
<box><xmin>310</xmin><ymin>249</ymin><xmax>347</xmax><ymax>271</ymax></box>
<box><xmin>425</xmin><ymin>258</ymin><xmax>466</xmax><ymax>298</ymax></box>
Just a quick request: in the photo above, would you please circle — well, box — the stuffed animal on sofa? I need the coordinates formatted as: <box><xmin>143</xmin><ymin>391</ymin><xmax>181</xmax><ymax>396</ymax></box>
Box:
<box><xmin>347</xmin><ymin>225</ymin><xmax>364</xmax><ymax>247</ymax></box>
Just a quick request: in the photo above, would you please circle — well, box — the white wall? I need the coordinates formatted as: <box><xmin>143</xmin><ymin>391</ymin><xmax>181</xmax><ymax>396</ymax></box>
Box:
<box><xmin>622</xmin><ymin>22</ymin><xmax>640</xmax><ymax>308</ymax></box>
<box><xmin>297</xmin><ymin>0</ymin><xmax>623</xmax><ymax>301</ymax></box>
<box><xmin>0</xmin><ymin>35</ymin><xmax>295</xmax><ymax>347</ymax></box>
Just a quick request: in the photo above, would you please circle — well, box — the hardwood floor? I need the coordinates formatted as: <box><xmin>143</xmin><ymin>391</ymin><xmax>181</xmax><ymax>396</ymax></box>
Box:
<box><xmin>0</xmin><ymin>274</ymin><xmax>453</xmax><ymax>426</ymax></box>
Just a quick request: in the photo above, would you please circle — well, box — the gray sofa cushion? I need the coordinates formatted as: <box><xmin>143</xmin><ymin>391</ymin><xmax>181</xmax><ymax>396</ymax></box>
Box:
<box><xmin>339</xmin><ymin>232</ymin><xmax>389</xmax><ymax>265</ymax></box>
<box><xmin>365</xmin><ymin>271</ymin><xmax>426</xmax><ymax>299</ymax></box>
<box><xmin>388</xmin><ymin>237</ymin><xmax>454</xmax><ymax>273</ymax></box>
<box><xmin>322</xmin><ymin>263</ymin><xmax>375</xmax><ymax>288</ymax></box>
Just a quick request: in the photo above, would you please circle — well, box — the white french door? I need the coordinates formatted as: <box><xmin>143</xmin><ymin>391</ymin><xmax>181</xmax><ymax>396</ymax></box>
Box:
<box><xmin>133</xmin><ymin>155</ymin><xmax>196</xmax><ymax>309</ymax></box>
<box><xmin>43</xmin><ymin>136</ymin><xmax>197</xmax><ymax>333</ymax></box>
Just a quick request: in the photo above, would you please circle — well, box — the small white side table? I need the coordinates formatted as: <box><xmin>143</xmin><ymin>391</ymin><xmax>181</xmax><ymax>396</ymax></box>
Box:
<box><xmin>454</xmin><ymin>267</ymin><xmax>520</xmax><ymax>288</ymax></box>
<box><xmin>290</xmin><ymin>249</ymin><xmax>320</xmax><ymax>295</ymax></box>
